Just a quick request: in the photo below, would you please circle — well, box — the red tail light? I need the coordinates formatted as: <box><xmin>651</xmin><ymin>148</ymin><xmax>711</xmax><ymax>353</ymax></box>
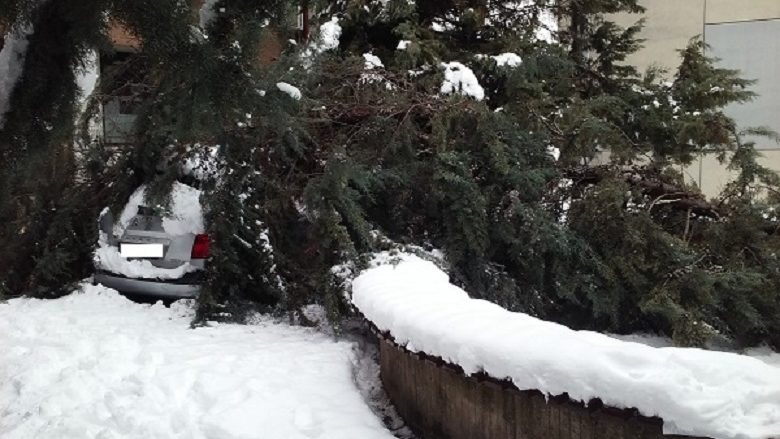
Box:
<box><xmin>191</xmin><ymin>234</ymin><xmax>210</xmax><ymax>259</ymax></box>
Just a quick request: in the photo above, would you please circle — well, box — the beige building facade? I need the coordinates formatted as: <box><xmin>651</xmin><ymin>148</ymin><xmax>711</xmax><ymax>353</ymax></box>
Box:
<box><xmin>614</xmin><ymin>1</ymin><xmax>780</xmax><ymax>198</ymax></box>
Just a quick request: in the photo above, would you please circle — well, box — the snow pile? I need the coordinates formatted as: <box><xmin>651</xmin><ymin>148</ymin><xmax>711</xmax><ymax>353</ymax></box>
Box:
<box><xmin>396</xmin><ymin>40</ymin><xmax>411</xmax><ymax>50</ymax></box>
<box><xmin>0</xmin><ymin>26</ymin><xmax>34</xmax><ymax>128</ymax></box>
<box><xmin>351</xmin><ymin>253</ymin><xmax>780</xmax><ymax>439</ymax></box>
<box><xmin>276</xmin><ymin>82</ymin><xmax>302</xmax><ymax>100</ymax></box>
<box><xmin>160</xmin><ymin>183</ymin><xmax>205</xmax><ymax>235</ymax></box>
<box><xmin>492</xmin><ymin>52</ymin><xmax>523</xmax><ymax>67</ymax></box>
<box><xmin>0</xmin><ymin>284</ymin><xmax>396</xmax><ymax>439</ymax></box>
<box><xmin>113</xmin><ymin>182</ymin><xmax>204</xmax><ymax>237</ymax></box>
<box><xmin>440</xmin><ymin>62</ymin><xmax>484</xmax><ymax>101</ymax></box>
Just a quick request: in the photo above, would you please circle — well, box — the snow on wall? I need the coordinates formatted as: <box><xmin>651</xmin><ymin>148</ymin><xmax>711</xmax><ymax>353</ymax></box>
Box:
<box><xmin>351</xmin><ymin>253</ymin><xmax>780</xmax><ymax>439</ymax></box>
<box><xmin>0</xmin><ymin>26</ymin><xmax>34</xmax><ymax>128</ymax></box>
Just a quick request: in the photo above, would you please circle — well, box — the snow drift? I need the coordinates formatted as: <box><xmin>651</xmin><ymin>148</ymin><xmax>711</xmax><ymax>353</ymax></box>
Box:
<box><xmin>0</xmin><ymin>284</ymin><xmax>396</xmax><ymax>439</ymax></box>
<box><xmin>351</xmin><ymin>253</ymin><xmax>780</xmax><ymax>439</ymax></box>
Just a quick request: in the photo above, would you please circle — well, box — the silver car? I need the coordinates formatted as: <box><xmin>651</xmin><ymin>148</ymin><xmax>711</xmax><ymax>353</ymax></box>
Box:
<box><xmin>94</xmin><ymin>203</ymin><xmax>208</xmax><ymax>298</ymax></box>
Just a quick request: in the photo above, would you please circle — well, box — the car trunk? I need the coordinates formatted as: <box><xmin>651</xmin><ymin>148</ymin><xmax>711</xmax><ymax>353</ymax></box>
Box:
<box><xmin>119</xmin><ymin>208</ymin><xmax>195</xmax><ymax>269</ymax></box>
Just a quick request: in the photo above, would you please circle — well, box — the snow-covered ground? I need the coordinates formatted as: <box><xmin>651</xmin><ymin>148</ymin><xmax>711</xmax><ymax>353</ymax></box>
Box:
<box><xmin>0</xmin><ymin>284</ymin><xmax>400</xmax><ymax>439</ymax></box>
<box><xmin>352</xmin><ymin>253</ymin><xmax>780</xmax><ymax>439</ymax></box>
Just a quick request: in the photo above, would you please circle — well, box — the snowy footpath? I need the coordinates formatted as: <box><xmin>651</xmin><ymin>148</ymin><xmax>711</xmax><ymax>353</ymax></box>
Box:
<box><xmin>0</xmin><ymin>285</ymin><xmax>398</xmax><ymax>439</ymax></box>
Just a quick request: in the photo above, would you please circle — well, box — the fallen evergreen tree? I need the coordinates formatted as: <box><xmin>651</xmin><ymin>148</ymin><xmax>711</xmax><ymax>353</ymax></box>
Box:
<box><xmin>275</xmin><ymin>0</ymin><xmax>780</xmax><ymax>348</ymax></box>
<box><xmin>1</xmin><ymin>0</ymin><xmax>778</xmax><ymax>349</ymax></box>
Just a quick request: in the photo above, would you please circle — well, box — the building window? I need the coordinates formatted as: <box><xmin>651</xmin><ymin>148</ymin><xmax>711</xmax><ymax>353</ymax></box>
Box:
<box><xmin>100</xmin><ymin>50</ymin><xmax>146</xmax><ymax>145</ymax></box>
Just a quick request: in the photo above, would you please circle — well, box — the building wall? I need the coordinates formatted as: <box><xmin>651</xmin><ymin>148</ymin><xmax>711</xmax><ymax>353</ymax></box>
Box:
<box><xmin>613</xmin><ymin>1</ymin><xmax>780</xmax><ymax>198</ymax></box>
<box><xmin>612</xmin><ymin>0</ymin><xmax>706</xmax><ymax>73</ymax></box>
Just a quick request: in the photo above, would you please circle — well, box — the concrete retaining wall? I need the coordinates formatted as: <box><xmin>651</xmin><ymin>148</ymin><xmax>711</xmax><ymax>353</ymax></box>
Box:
<box><xmin>378</xmin><ymin>336</ymin><xmax>708</xmax><ymax>439</ymax></box>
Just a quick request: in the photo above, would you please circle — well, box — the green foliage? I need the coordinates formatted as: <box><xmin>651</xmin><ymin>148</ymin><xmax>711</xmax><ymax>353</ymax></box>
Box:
<box><xmin>0</xmin><ymin>0</ymin><xmax>113</xmax><ymax>297</ymax></box>
<box><xmin>2</xmin><ymin>0</ymin><xmax>778</xmax><ymax>351</ymax></box>
<box><xmin>288</xmin><ymin>0</ymin><xmax>780</xmax><ymax>349</ymax></box>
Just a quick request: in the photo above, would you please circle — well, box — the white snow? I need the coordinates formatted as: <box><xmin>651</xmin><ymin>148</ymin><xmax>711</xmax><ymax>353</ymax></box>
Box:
<box><xmin>351</xmin><ymin>253</ymin><xmax>780</xmax><ymax>439</ymax></box>
<box><xmin>492</xmin><ymin>52</ymin><xmax>523</xmax><ymax>67</ymax></box>
<box><xmin>547</xmin><ymin>145</ymin><xmax>561</xmax><ymax>161</ymax></box>
<box><xmin>0</xmin><ymin>25</ymin><xmax>34</xmax><ymax>128</ymax></box>
<box><xmin>363</xmin><ymin>53</ymin><xmax>384</xmax><ymax>69</ymax></box>
<box><xmin>396</xmin><ymin>40</ymin><xmax>410</xmax><ymax>50</ymax></box>
<box><xmin>93</xmin><ymin>246</ymin><xmax>199</xmax><ymax>280</ymax></box>
<box><xmin>276</xmin><ymin>82</ymin><xmax>302</xmax><ymax>100</ymax></box>
<box><xmin>360</xmin><ymin>53</ymin><xmax>385</xmax><ymax>85</ymax></box>
<box><xmin>439</xmin><ymin>62</ymin><xmax>484</xmax><ymax>101</ymax></box>
<box><xmin>535</xmin><ymin>8</ymin><xmax>557</xmax><ymax>43</ymax></box>
<box><xmin>181</xmin><ymin>144</ymin><xmax>221</xmax><ymax>182</ymax></box>
<box><xmin>114</xmin><ymin>182</ymin><xmax>205</xmax><ymax>237</ymax></box>
<box><xmin>75</xmin><ymin>50</ymin><xmax>99</xmax><ymax>115</ymax></box>
<box><xmin>162</xmin><ymin>183</ymin><xmax>205</xmax><ymax>235</ymax></box>
<box><xmin>318</xmin><ymin>17</ymin><xmax>341</xmax><ymax>51</ymax></box>
<box><xmin>0</xmin><ymin>284</ymin><xmax>396</xmax><ymax>439</ymax></box>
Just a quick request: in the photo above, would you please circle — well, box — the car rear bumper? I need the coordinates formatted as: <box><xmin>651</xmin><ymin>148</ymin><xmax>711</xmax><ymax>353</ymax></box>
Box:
<box><xmin>94</xmin><ymin>272</ymin><xmax>202</xmax><ymax>298</ymax></box>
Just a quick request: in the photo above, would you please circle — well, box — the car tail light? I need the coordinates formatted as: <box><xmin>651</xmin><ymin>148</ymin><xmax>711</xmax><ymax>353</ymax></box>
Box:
<box><xmin>191</xmin><ymin>234</ymin><xmax>210</xmax><ymax>259</ymax></box>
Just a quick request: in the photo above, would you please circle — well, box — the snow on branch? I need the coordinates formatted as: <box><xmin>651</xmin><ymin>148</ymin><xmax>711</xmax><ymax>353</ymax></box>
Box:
<box><xmin>440</xmin><ymin>62</ymin><xmax>484</xmax><ymax>101</ymax></box>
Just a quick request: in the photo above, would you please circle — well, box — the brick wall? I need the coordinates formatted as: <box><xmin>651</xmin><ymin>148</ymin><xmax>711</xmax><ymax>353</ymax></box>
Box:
<box><xmin>378</xmin><ymin>337</ymin><xmax>709</xmax><ymax>439</ymax></box>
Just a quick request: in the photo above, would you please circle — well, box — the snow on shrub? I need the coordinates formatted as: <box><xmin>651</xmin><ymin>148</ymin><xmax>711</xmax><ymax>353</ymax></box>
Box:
<box><xmin>492</xmin><ymin>52</ymin><xmax>523</xmax><ymax>67</ymax></box>
<box><xmin>318</xmin><ymin>17</ymin><xmax>341</xmax><ymax>51</ymax></box>
<box><xmin>276</xmin><ymin>82</ymin><xmax>302</xmax><ymax>100</ymax></box>
<box><xmin>363</xmin><ymin>53</ymin><xmax>384</xmax><ymax>69</ymax></box>
<box><xmin>439</xmin><ymin>62</ymin><xmax>484</xmax><ymax>101</ymax></box>
<box><xmin>351</xmin><ymin>253</ymin><xmax>780</xmax><ymax>439</ymax></box>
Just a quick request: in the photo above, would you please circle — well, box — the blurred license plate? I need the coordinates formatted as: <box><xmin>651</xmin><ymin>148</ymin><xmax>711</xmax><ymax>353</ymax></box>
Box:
<box><xmin>120</xmin><ymin>243</ymin><xmax>164</xmax><ymax>258</ymax></box>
